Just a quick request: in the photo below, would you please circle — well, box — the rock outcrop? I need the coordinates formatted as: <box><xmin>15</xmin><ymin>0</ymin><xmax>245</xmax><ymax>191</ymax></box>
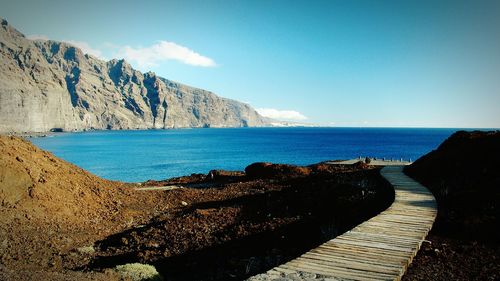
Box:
<box><xmin>404</xmin><ymin>130</ymin><xmax>500</xmax><ymax>241</ymax></box>
<box><xmin>0</xmin><ymin>18</ymin><xmax>269</xmax><ymax>133</ymax></box>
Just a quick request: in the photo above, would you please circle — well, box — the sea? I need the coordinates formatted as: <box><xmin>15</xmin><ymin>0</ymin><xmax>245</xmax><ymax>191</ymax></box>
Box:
<box><xmin>31</xmin><ymin>127</ymin><xmax>459</xmax><ymax>182</ymax></box>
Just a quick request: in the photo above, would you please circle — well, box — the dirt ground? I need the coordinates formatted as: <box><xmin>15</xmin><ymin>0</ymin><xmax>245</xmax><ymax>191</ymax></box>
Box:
<box><xmin>0</xmin><ymin>136</ymin><xmax>174</xmax><ymax>280</ymax></box>
<box><xmin>0</xmin><ymin>136</ymin><xmax>393</xmax><ymax>280</ymax></box>
<box><xmin>402</xmin><ymin>233</ymin><xmax>500</xmax><ymax>281</ymax></box>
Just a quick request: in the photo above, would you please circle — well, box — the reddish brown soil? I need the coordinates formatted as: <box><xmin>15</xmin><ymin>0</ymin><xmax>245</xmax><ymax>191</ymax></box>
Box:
<box><xmin>403</xmin><ymin>233</ymin><xmax>500</xmax><ymax>281</ymax></box>
<box><xmin>403</xmin><ymin>130</ymin><xmax>500</xmax><ymax>281</ymax></box>
<box><xmin>0</xmin><ymin>136</ymin><xmax>175</xmax><ymax>280</ymax></box>
<box><xmin>0</xmin><ymin>136</ymin><xmax>394</xmax><ymax>281</ymax></box>
<box><xmin>84</xmin><ymin>163</ymin><xmax>393</xmax><ymax>280</ymax></box>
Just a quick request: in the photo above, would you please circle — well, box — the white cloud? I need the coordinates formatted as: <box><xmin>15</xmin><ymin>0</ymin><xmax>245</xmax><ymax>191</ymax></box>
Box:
<box><xmin>26</xmin><ymin>35</ymin><xmax>214</xmax><ymax>68</ymax></box>
<box><xmin>256</xmin><ymin>108</ymin><xmax>308</xmax><ymax>121</ymax></box>
<box><xmin>63</xmin><ymin>40</ymin><xmax>104</xmax><ymax>59</ymax></box>
<box><xmin>116</xmin><ymin>41</ymin><xmax>216</xmax><ymax>68</ymax></box>
<box><xmin>27</xmin><ymin>34</ymin><xmax>50</xmax><ymax>41</ymax></box>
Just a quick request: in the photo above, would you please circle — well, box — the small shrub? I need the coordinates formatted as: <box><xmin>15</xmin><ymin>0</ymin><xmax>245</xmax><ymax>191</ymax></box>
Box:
<box><xmin>77</xmin><ymin>245</ymin><xmax>95</xmax><ymax>254</ymax></box>
<box><xmin>364</xmin><ymin>157</ymin><xmax>371</xmax><ymax>164</ymax></box>
<box><xmin>115</xmin><ymin>263</ymin><xmax>163</xmax><ymax>281</ymax></box>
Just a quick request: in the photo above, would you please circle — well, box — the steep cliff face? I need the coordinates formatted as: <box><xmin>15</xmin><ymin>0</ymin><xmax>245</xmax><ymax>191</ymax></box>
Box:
<box><xmin>0</xmin><ymin>18</ymin><xmax>268</xmax><ymax>133</ymax></box>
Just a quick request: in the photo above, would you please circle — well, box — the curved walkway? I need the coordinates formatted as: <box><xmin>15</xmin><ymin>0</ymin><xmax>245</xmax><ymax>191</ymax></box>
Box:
<box><xmin>248</xmin><ymin>166</ymin><xmax>437</xmax><ymax>281</ymax></box>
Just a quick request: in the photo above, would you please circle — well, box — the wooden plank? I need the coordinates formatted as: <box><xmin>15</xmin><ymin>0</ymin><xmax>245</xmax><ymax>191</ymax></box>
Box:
<box><xmin>302</xmin><ymin>251</ymin><xmax>405</xmax><ymax>269</ymax></box>
<box><xmin>314</xmin><ymin>242</ymin><xmax>410</xmax><ymax>256</ymax></box>
<box><xmin>287</xmin><ymin>258</ymin><xmax>400</xmax><ymax>276</ymax></box>
<box><xmin>314</xmin><ymin>245</ymin><xmax>410</xmax><ymax>260</ymax></box>
<box><xmin>331</xmin><ymin>237</ymin><xmax>417</xmax><ymax>252</ymax></box>
<box><xmin>280</xmin><ymin>262</ymin><xmax>390</xmax><ymax>281</ymax></box>
<box><xmin>345</xmin><ymin>230</ymin><xmax>423</xmax><ymax>242</ymax></box>
<box><xmin>343</xmin><ymin>230</ymin><xmax>423</xmax><ymax>242</ymax></box>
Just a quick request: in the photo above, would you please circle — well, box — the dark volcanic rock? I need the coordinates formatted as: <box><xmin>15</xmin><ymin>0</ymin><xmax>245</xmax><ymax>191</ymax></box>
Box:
<box><xmin>206</xmin><ymin>170</ymin><xmax>244</xmax><ymax>181</ymax></box>
<box><xmin>404</xmin><ymin>130</ymin><xmax>500</xmax><ymax>241</ymax></box>
<box><xmin>245</xmin><ymin>162</ymin><xmax>311</xmax><ymax>179</ymax></box>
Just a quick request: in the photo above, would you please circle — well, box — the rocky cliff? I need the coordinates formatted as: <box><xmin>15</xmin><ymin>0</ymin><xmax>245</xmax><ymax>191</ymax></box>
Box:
<box><xmin>0</xmin><ymin>18</ymin><xmax>269</xmax><ymax>133</ymax></box>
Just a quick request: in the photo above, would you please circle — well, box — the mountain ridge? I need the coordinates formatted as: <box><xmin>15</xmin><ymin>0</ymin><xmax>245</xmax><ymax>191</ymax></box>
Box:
<box><xmin>0</xmin><ymin>18</ymin><xmax>270</xmax><ymax>133</ymax></box>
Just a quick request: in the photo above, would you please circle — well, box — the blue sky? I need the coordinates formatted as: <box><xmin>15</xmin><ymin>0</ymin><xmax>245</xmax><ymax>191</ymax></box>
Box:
<box><xmin>2</xmin><ymin>0</ymin><xmax>500</xmax><ymax>128</ymax></box>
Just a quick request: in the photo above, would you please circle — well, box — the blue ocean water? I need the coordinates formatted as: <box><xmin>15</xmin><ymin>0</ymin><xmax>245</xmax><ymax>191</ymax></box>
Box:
<box><xmin>31</xmin><ymin>127</ymin><xmax>458</xmax><ymax>182</ymax></box>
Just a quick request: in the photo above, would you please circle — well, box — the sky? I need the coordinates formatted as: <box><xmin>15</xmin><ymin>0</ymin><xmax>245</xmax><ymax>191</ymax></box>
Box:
<box><xmin>1</xmin><ymin>0</ymin><xmax>500</xmax><ymax>128</ymax></box>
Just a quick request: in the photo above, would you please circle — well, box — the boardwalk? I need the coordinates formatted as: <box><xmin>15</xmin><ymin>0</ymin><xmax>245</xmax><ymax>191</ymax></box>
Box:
<box><xmin>248</xmin><ymin>166</ymin><xmax>437</xmax><ymax>281</ymax></box>
<box><xmin>325</xmin><ymin>159</ymin><xmax>412</xmax><ymax>166</ymax></box>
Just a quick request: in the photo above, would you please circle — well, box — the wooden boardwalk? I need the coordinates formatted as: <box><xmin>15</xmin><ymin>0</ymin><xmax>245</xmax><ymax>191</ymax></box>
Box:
<box><xmin>248</xmin><ymin>166</ymin><xmax>437</xmax><ymax>281</ymax></box>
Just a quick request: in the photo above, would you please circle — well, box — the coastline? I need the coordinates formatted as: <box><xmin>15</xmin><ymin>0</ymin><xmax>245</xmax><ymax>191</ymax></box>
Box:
<box><xmin>25</xmin><ymin>127</ymin><xmax>454</xmax><ymax>182</ymax></box>
<box><xmin>0</xmin><ymin>135</ymin><xmax>394</xmax><ymax>280</ymax></box>
<box><xmin>1</xmin><ymin>131</ymin><xmax>499</xmax><ymax>280</ymax></box>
